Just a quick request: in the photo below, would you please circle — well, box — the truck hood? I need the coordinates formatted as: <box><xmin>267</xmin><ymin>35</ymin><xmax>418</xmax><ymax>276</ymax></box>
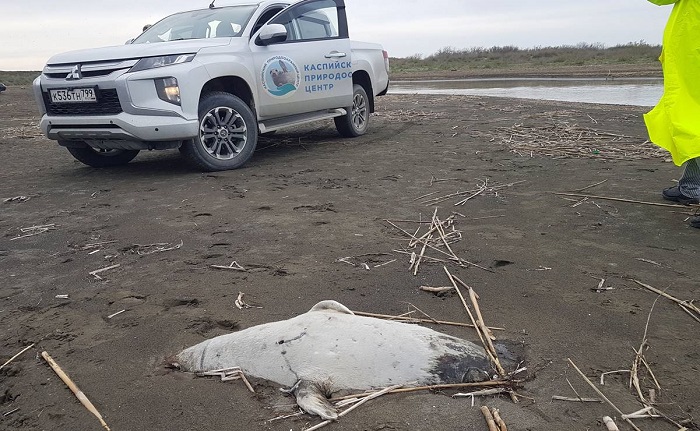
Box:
<box><xmin>46</xmin><ymin>38</ymin><xmax>236</xmax><ymax>66</ymax></box>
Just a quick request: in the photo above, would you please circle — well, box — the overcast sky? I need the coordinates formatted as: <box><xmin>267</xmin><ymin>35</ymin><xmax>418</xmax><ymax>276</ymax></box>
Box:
<box><xmin>2</xmin><ymin>0</ymin><xmax>672</xmax><ymax>70</ymax></box>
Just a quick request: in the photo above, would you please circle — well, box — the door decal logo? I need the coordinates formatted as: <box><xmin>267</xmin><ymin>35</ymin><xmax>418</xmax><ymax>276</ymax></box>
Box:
<box><xmin>261</xmin><ymin>56</ymin><xmax>300</xmax><ymax>97</ymax></box>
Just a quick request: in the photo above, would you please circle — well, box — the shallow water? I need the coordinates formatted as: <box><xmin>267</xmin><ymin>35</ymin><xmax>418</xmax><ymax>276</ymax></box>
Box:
<box><xmin>389</xmin><ymin>77</ymin><xmax>663</xmax><ymax>107</ymax></box>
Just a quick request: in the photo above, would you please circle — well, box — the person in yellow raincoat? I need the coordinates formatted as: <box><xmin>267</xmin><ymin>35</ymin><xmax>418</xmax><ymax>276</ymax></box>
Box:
<box><xmin>644</xmin><ymin>0</ymin><xmax>700</xmax><ymax>228</ymax></box>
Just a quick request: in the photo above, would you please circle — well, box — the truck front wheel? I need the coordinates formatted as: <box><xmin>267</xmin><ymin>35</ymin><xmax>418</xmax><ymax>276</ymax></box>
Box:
<box><xmin>65</xmin><ymin>145</ymin><xmax>139</xmax><ymax>168</ymax></box>
<box><xmin>335</xmin><ymin>84</ymin><xmax>369</xmax><ymax>137</ymax></box>
<box><xmin>181</xmin><ymin>92</ymin><xmax>257</xmax><ymax>171</ymax></box>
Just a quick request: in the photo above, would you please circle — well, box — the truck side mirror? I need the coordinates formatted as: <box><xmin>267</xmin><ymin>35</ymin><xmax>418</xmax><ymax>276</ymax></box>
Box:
<box><xmin>256</xmin><ymin>24</ymin><xmax>287</xmax><ymax>46</ymax></box>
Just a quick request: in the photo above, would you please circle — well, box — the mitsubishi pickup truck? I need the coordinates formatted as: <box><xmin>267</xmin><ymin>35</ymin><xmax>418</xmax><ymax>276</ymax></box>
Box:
<box><xmin>32</xmin><ymin>0</ymin><xmax>390</xmax><ymax>171</ymax></box>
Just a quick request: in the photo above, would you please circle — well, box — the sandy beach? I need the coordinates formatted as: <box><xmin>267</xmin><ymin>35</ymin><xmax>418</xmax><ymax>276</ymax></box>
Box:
<box><xmin>0</xmin><ymin>85</ymin><xmax>697</xmax><ymax>431</ymax></box>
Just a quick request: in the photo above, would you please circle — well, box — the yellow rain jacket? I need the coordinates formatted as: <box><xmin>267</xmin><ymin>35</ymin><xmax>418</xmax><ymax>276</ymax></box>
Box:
<box><xmin>644</xmin><ymin>0</ymin><xmax>700</xmax><ymax>166</ymax></box>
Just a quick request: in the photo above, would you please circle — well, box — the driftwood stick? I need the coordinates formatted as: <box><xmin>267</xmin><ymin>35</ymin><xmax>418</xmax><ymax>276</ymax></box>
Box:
<box><xmin>467</xmin><ymin>284</ymin><xmax>516</xmax><ymax>404</ymax></box>
<box><xmin>444</xmin><ymin>267</ymin><xmax>516</xmax><ymax>403</ymax></box>
<box><xmin>603</xmin><ymin>416</ymin><xmax>620</xmax><ymax>431</ymax></box>
<box><xmin>89</xmin><ymin>264</ymin><xmax>120</xmax><ymax>280</ymax></box>
<box><xmin>572</xmin><ymin>179</ymin><xmax>608</xmax><ymax>192</ymax></box>
<box><xmin>567</xmin><ymin>358</ymin><xmax>642</xmax><ymax>431</ymax></box>
<box><xmin>384</xmin><ymin>220</ymin><xmax>494</xmax><ymax>273</ymax></box>
<box><xmin>443</xmin><ymin>267</ymin><xmax>489</xmax><ymax>350</ymax></box>
<box><xmin>419</xmin><ymin>285</ymin><xmax>455</xmax><ymax>293</ymax></box>
<box><xmin>41</xmin><ymin>351</ymin><xmax>111</xmax><ymax>431</ymax></box>
<box><xmin>0</xmin><ymin>343</ymin><xmax>35</xmax><ymax>371</ymax></box>
<box><xmin>413</xmin><ymin>233</ymin><xmax>430</xmax><ymax>276</ymax></box>
<box><xmin>330</xmin><ymin>380</ymin><xmax>515</xmax><ymax>402</ymax></box>
<box><xmin>305</xmin><ymin>384</ymin><xmax>402</xmax><ymax>431</ymax></box>
<box><xmin>492</xmin><ymin>408</ymin><xmax>508</xmax><ymax>431</ymax></box>
<box><xmin>480</xmin><ymin>406</ymin><xmax>499</xmax><ymax>431</ymax></box>
<box><xmin>554</xmin><ymin>192</ymin><xmax>693</xmax><ymax>208</ymax></box>
<box><xmin>639</xmin><ymin>356</ymin><xmax>661</xmax><ymax>390</ymax></box>
<box><xmin>452</xmin><ymin>388</ymin><xmax>509</xmax><ymax>398</ymax></box>
<box><xmin>600</xmin><ymin>370</ymin><xmax>631</xmax><ymax>385</ymax></box>
<box><xmin>237</xmin><ymin>371</ymin><xmax>255</xmax><ymax>393</ymax></box>
<box><xmin>408</xmin><ymin>207</ymin><xmax>442</xmax><ymax>247</ymax></box>
<box><xmin>551</xmin><ymin>395</ymin><xmax>601</xmax><ymax>402</ymax></box>
<box><xmin>632</xmin><ymin>280</ymin><xmax>700</xmax><ymax>318</ymax></box>
<box><xmin>350</xmin><ymin>311</ymin><xmax>504</xmax><ymax>330</ymax></box>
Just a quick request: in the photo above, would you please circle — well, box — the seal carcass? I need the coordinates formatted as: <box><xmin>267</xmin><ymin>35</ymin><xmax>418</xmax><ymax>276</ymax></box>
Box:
<box><xmin>176</xmin><ymin>300</ymin><xmax>492</xmax><ymax>419</ymax></box>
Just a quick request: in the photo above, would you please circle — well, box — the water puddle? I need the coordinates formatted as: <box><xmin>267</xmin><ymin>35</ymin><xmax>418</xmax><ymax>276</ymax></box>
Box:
<box><xmin>389</xmin><ymin>77</ymin><xmax>663</xmax><ymax>107</ymax></box>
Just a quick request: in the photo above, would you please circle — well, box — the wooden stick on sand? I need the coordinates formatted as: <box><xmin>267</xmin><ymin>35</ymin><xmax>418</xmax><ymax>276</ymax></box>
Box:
<box><xmin>41</xmin><ymin>351</ymin><xmax>111</xmax><ymax>431</ymax></box>
<box><xmin>492</xmin><ymin>408</ymin><xmax>508</xmax><ymax>431</ymax></box>
<box><xmin>480</xmin><ymin>406</ymin><xmax>499</xmax><ymax>431</ymax></box>
<box><xmin>304</xmin><ymin>384</ymin><xmax>402</xmax><ymax>431</ymax></box>
<box><xmin>567</xmin><ymin>358</ymin><xmax>642</xmax><ymax>431</ymax></box>
<box><xmin>351</xmin><ymin>310</ymin><xmax>505</xmax><ymax>330</ymax></box>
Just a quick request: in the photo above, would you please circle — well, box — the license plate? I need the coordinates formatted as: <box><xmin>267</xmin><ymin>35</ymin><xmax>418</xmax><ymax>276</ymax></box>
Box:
<box><xmin>49</xmin><ymin>87</ymin><xmax>97</xmax><ymax>103</ymax></box>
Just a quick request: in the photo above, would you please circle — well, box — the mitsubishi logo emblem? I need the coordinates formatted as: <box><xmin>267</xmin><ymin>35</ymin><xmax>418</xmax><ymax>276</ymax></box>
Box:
<box><xmin>66</xmin><ymin>65</ymin><xmax>83</xmax><ymax>80</ymax></box>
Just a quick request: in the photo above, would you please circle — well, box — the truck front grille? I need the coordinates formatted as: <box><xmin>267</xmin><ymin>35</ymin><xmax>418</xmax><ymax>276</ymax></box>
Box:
<box><xmin>43</xmin><ymin>89</ymin><xmax>122</xmax><ymax>116</ymax></box>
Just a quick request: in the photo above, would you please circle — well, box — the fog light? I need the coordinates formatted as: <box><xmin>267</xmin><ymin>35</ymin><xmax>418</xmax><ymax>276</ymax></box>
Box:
<box><xmin>155</xmin><ymin>77</ymin><xmax>181</xmax><ymax>105</ymax></box>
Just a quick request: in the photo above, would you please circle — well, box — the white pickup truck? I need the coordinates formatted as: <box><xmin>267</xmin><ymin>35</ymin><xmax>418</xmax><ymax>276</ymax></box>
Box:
<box><xmin>33</xmin><ymin>0</ymin><xmax>389</xmax><ymax>170</ymax></box>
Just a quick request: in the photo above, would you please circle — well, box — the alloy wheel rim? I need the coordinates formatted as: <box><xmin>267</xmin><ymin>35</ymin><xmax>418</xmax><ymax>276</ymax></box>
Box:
<box><xmin>200</xmin><ymin>106</ymin><xmax>247</xmax><ymax>160</ymax></box>
<box><xmin>351</xmin><ymin>93</ymin><xmax>367</xmax><ymax>131</ymax></box>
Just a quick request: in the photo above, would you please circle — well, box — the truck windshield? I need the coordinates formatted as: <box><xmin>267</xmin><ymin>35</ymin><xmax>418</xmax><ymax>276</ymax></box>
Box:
<box><xmin>131</xmin><ymin>5</ymin><xmax>258</xmax><ymax>43</ymax></box>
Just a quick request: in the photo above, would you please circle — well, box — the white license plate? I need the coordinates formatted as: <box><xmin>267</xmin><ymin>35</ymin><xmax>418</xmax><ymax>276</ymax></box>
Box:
<box><xmin>50</xmin><ymin>87</ymin><xmax>97</xmax><ymax>103</ymax></box>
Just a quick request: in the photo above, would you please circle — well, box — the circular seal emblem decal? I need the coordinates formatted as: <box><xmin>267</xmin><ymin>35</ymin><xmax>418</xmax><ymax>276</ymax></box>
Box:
<box><xmin>261</xmin><ymin>55</ymin><xmax>300</xmax><ymax>98</ymax></box>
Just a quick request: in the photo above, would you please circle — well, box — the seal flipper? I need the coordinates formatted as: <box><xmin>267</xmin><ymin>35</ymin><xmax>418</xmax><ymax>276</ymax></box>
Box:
<box><xmin>294</xmin><ymin>380</ymin><xmax>338</xmax><ymax>421</ymax></box>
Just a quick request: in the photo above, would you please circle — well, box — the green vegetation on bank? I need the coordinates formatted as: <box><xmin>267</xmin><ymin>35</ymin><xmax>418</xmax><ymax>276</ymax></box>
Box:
<box><xmin>0</xmin><ymin>42</ymin><xmax>662</xmax><ymax>86</ymax></box>
<box><xmin>390</xmin><ymin>42</ymin><xmax>662</xmax><ymax>79</ymax></box>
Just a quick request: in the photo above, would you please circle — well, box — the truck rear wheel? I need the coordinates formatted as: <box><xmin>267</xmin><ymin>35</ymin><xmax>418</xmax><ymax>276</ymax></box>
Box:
<box><xmin>181</xmin><ymin>92</ymin><xmax>257</xmax><ymax>171</ymax></box>
<box><xmin>65</xmin><ymin>145</ymin><xmax>139</xmax><ymax>168</ymax></box>
<box><xmin>335</xmin><ymin>84</ymin><xmax>369</xmax><ymax>137</ymax></box>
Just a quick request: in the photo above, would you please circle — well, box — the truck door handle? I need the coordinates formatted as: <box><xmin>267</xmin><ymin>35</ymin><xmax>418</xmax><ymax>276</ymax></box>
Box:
<box><xmin>325</xmin><ymin>51</ymin><xmax>347</xmax><ymax>58</ymax></box>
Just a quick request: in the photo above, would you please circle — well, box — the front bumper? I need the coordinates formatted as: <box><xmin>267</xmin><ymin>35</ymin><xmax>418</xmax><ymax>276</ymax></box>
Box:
<box><xmin>33</xmin><ymin>60</ymin><xmax>208</xmax><ymax>148</ymax></box>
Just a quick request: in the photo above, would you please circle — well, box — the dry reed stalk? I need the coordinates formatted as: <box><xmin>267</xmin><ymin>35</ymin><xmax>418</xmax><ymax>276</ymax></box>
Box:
<box><xmin>573</xmin><ymin>179</ymin><xmax>608</xmax><ymax>192</ymax></box>
<box><xmin>633</xmin><ymin>280</ymin><xmax>700</xmax><ymax>322</ymax></box>
<box><xmin>304</xmin><ymin>384</ymin><xmax>402</xmax><ymax>431</ymax></box>
<box><xmin>41</xmin><ymin>351</ymin><xmax>111</xmax><ymax>431</ymax></box>
<box><xmin>600</xmin><ymin>370</ymin><xmax>631</xmax><ymax>385</ymax></box>
<box><xmin>492</xmin><ymin>122</ymin><xmax>665</xmax><ymax>161</ymax></box>
<box><xmin>452</xmin><ymin>388</ymin><xmax>509</xmax><ymax>398</ymax></box>
<box><xmin>385</xmin><ymin>220</ymin><xmax>492</xmax><ymax>273</ymax></box>
<box><xmin>211</xmin><ymin>261</ymin><xmax>247</xmax><ymax>271</ymax></box>
<box><xmin>567</xmin><ymin>358</ymin><xmax>643</xmax><ymax>431</ymax></box>
<box><xmin>329</xmin><ymin>380</ymin><xmax>515</xmax><ymax>402</ymax></box>
<box><xmin>444</xmin><ymin>268</ymin><xmax>489</xmax><ymax>353</ymax></box>
<box><xmin>551</xmin><ymin>395</ymin><xmax>601</xmax><ymax>402</ymax></box>
<box><xmin>419</xmin><ymin>285</ymin><xmax>455</xmax><ymax>293</ymax></box>
<box><xmin>481</xmin><ymin>406</ymin><xmax>499</xmax><ymax>431</ymax></box>
<box><xmin>89</xmin><ymin>264</ymin><xmax>120</xmax><ymax>280</ymax></box>
<box><xmin>603</xmin><ymin>416</ymin><xmax>620</xmax><ymax>431</ymax></box>
<box><xmin>443</xmin><ymin>268</ymin><xmax>517</xmax><ymax>403</ymax></box>
<box><xmin>0</xmin><ymin>343</ymin><xmax>35</xmax><ymax>371</ymax></box>
<box><xmin>351</xmin><ymin>310</ymin><xmax>503</xmax><ymax>330</ymax></box>
<box><xmin>554</xmin><ymin>192</ymin><xmax>694</xmax><ymax>208</ymax></box>
<box><xmin>492</xmin><ymin>408</ymin><xmax>508</xmax><ymax>431</ymax></box>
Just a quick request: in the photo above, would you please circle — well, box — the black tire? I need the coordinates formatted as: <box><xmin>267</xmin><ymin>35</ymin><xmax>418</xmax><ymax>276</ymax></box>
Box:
<box><xmin>66</xmin><ymin>146</ymin><xmax>139</xmax><ymax>168</ymax></box>
<box><xmin>181</xmin><ymin>92</ymin><xmax>258</xmax><ymax>171</ymax></box>
<box><xmin>335</xmin><ymin>84</ymin><xmax>369</xmax><ymax>137</ymax></box>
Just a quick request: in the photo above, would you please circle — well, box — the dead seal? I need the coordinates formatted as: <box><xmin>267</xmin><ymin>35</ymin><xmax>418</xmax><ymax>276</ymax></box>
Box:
<box><xmin>175</xmin><ymin>300</ymin><xmax>493</xmax><ymax>420</ymax></box>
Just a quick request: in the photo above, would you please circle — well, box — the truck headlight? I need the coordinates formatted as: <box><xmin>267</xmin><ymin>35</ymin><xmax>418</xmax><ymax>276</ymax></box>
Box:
<box><xmin>155</xmin><ymin>77</ymin><xmax>181</xmax><ymax>105</ymax></box>
<box><xmin>130</xmin><ymin>54</ymin><xmax>195</xmax><ymax>72</ymax></box>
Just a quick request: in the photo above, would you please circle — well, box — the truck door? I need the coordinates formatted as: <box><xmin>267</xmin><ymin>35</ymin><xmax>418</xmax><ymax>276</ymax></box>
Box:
<box><xmin>251</xmin><ymin>0</ymin><xmax>353</xmax><ymax>119</ymax></box>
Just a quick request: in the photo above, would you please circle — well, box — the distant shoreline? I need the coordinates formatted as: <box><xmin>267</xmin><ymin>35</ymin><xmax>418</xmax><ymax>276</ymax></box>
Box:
<box><xmin>390</xmin><ymin>63</ymin><xmax>662</xmax><ymax>81</ymax></box>
<box><xmin>0</xmin><ymin>64</ymin><xmax>662</xmax><ymax>87</ymax></box>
